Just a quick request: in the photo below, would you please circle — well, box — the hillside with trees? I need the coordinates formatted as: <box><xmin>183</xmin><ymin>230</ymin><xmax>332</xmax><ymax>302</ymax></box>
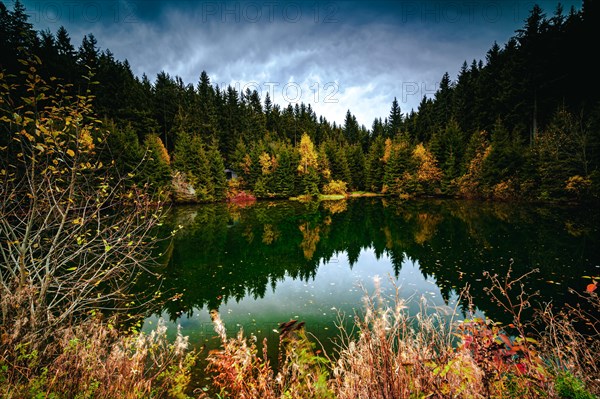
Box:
<box><xmin>1</xmin><ymin>0</ymin><xmax>599</xmax><ymax>203</ymax></box>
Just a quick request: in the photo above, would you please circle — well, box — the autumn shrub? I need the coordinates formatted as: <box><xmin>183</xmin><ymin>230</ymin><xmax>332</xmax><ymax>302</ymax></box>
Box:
<box><xmin>455</xmin><ymin>140</ymin><xmax>491</xmax><ymax>199</ymax></box>
<box><xmin>411</xmin><ymin>143</ymin><xmax>443</xmax><ymax>196</ymax></box>
<box><xmin>201</xmin><ymin>310</ymin><xmax>334</xmax><ymax>399</ymax></box>
<box><xmin>226</xmin><ymin>177</ymin><xmax>257</xmax><ymax>203</ymax></box>
<box><xmin>565</xmin><ymin>175</ymin><xmax>592</xmax><ymax>200</ymax></box>
<box><xmin>332</xmin><ymin>272</ymin><xmax>598</xmax><ymax>398</ymax></box>
<box><xmin>0</xmin><ymin>317</ymin><xmax>197</xmax><ymax>398</ymax></box>
<box><xmin>322</xmin><ymin>180</ymin><xmax>348</xmax><ymax>195</ymax></box>
<box><xmin>491</xmin><ymin>179</ymin><xmax>520</xmax><ymax>201</ymax></box>
<box><xmin>0</xmin><ymin>58</ymin><xmax>168</xmax><ymax>335</ymax></box>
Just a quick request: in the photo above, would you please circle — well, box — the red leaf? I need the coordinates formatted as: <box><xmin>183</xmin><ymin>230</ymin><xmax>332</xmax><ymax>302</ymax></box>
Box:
<box><xmin>586</xmin><ymin>282</ymin><xmax>597</xmax><ymax>293</ymax></box>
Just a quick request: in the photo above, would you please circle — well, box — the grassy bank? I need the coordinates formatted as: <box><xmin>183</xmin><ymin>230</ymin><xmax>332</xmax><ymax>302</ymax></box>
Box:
<box><xmin>1</xmin><ymin>272</ymin><xmax>598</xmax><ymax>398</ymax></box>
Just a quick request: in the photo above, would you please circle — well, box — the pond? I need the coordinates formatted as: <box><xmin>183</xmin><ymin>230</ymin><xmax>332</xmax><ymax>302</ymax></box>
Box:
<box><xmin>139</xmin><ymin>198</ymin><xmax>599</xmax><ymax>362</ymax></box>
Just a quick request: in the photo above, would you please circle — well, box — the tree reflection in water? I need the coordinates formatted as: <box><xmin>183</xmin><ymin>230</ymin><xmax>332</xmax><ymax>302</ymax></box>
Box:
<box><xmin>138</xmin><ymin>198</ymin><xmax>599</xmax><ymax>340</ymax></box>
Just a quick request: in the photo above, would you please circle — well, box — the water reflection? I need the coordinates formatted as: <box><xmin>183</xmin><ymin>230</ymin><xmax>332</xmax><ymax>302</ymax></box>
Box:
<box><xmin>140</xmin><ymin>198</ymin><xmax>599</xmax><ymax>339</ymax></box>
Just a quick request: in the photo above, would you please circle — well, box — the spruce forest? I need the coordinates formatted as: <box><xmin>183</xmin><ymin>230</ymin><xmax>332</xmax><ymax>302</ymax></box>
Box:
<box><xmin>2</xmin><ymin>1</ymin><xmax>600</xmax><ymax>203</ymax></box>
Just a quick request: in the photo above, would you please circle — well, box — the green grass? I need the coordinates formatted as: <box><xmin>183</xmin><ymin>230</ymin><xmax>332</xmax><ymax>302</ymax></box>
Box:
<box><xmin>318</xmin><ymin>194</ymin><xmax>346</xmax><ymax>200</ymax></box>
<box><xmin>348</xmin><ymin>191</ymin><xmax>382</xmax><ymax>197</ymax></box>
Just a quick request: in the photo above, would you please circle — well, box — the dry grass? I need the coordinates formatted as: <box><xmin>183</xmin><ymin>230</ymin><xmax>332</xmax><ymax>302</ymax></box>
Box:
<box><xmin>203</xmin><ymin>273</ymin><xmax>600</xmax><ymax>399</ymax></box>
<box><xmin>331</xmin><ymin>277</ymin><xmax>485</xmax><ymax>399</ymax></box>
<box><xmin>4</xmin><ymin>272</ymin><xmax>597</xmax><ymax>398</ymax></box>
<box><xmin>0</xmin><ymin>299</ymin><xmax>197</xmax><ymax>399</ymax></box>
<box><xmin>537</xmin><ymin>286</ymin><xmax>600</xmax><ymax>395</ymax></box>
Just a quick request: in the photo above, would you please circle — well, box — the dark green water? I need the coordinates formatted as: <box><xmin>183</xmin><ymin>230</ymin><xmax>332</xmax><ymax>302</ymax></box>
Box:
<box><xmin>140</xmin><ymin>198</ymin><xmax>599</xmax><ymax>356</ymax></box>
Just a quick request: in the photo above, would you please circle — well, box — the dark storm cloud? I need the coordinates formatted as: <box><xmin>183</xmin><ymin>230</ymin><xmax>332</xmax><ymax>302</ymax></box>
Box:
<box><xmin>20</xmin><ymin>0</ymin><xmax>581</xmax><ymax>125</ymax></box>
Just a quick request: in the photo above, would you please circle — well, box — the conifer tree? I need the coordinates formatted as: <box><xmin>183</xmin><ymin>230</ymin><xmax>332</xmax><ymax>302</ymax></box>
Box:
<box><xmin>142</xmin><ymin>133</ymin><xmax>172</xmax><ymax>191</ymax></box>
<box><xmin>272</xmin><ymin>142</ymin><xmax>297</xmax><ymax>197</ymax></box>
<box><xmin>365</xmin><ymin>136</ymin><xmax>386</xmax><ymax>192</ymax></box>
<box><xmin>207</xmin><ymin>140</ymin><xmax>227</xmax><ymax>200</ymax></box>
<box><xmin>346</xmin><ymin>144</ymin><xmax>366</xmax><ymax>191</ymax></box>
<box><xmin>388</xmin><ymin>97</ymin><xmax>403</xmax><ymax>136</ymax></box>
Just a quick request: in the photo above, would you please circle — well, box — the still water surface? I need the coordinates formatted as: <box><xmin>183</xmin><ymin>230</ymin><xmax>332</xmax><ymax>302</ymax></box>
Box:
<box><xmin>141</xmin><ymin>198</ymin><xmax>599</xmax><ymax>354</ymax></box>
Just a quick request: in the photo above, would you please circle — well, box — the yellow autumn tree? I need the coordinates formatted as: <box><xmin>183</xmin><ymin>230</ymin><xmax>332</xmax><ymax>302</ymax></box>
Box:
<box><xmin>259</xmin><ymin>152</ymin><xmax>277</xmax><ymax>175</ymax></box>
<box><xmin>382</xmin><ymin>138</ymin><xmax>393</xmax><ymax>164</ymax></box>
<box><xmin>456</xmin><ymin>132</ymin><xmax>492</xmax><ymax>199</ymax></box>
<box><xmin>297</xmin><ymin>133</ymin><xmax>319</xmax><ymax>174</ymax></box>
<box><xmin>412</xmin><ymin>143</ymin><xmax>443</xmax><ymax>194</ymax></box>
<box><xmin>259</xmin><ymin>152</ymin><xmax>273</xmax><ymax>175</ymax></box>
<box><xmin>241</xmin><ymin>153</ymin><xmax>252</xmax><ymax>175</ymax></box>
<box><xmin>299</xmin><ymin>222</ymin><xmax>321</xmax><ymax>259</ymax></box>
<box><xmin>145</xmin><ymin>133</ymin><xmax>171</xmax><ymax>165</ymax></box>
<box><xmin>296</xmin><ymin>133</ymin><xmax>320</xmax><ymax>196</ymax></box>
<box><xmin>143</xmin><ymin>133</ymin><xmax>172</xmax><ymax>194</ymax></box>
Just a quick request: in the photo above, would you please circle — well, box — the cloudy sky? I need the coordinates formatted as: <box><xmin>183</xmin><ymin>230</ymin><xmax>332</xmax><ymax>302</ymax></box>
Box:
<box><xmin>20</xmin><ymin>0</ymin><xmax>580</xmax><ymax>126</ymax></box>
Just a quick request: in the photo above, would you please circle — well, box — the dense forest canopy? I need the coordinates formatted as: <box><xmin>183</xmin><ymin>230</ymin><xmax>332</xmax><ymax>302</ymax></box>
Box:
<box><xmin>1</xmin><ymin>0</ymin><xmax>599</xmax><ymax>202</ymax></box>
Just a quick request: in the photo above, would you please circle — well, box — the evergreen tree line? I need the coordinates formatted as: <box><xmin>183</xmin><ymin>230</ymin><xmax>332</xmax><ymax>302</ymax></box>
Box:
<box><xmin>2</xmin><ymin>0</ymin><xmax>599</xmax><ymax>202</ymax></box>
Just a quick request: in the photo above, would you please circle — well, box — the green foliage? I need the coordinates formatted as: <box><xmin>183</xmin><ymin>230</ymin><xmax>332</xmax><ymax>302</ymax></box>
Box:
<box><xmin>272</xmin><ymin>143</ymin><xmax>299</xmax><ymax>197</ymax></box>
<box><xmin>345</xmin><ymin>144</ymin><xmax>366</xmax><ymax>191</ymax></box>
<box><xmin>382</xmin><ymin>137</ymin><xmax>414</xmax><ymax>196</ymax></box>
<box><xmin>365</xmin><ymin>136</ymin><xmax>385</xmax><ymax>192</ymax></box>
<box><xmin>171</xmin><ymin>132</ymin><xmax>226</xmax><ymax>201</ymax></box>
<box><xmin>207</xmin><ymin>140</ymin><xmax>227</xmax><ymax>201</ymax></box>
<box><xmin>234</xmin><ymin>140</ymin><xmax>299</xmax><ymax>198</ymax></box>
<box><xmin>278</xmin><ymin>330</ymin><xmax>335</xmax><ymax>399</ymax></box>
<box><xmin>482</xmin><ymin>119</ymin><xmax>525</xmax><ymax>188</ymax></box>
<box><xmin>102</xmin><ymin>121</ymin><xmax>144</xmax><ymax>178</ymax></box>
<box><xmin>321</xmin><ymin>139</ymin><xmax>351</xmax><ymax>184</ymax></box>
<box><xmin>554</xmin><ymin>372</ymin><xmax>596</xmax><ymax>399</ymax></box>
<box><xmin>430</xmin><ymin>119</ymin><xmax>467</xmax><ymax>193</ymax></box>
<box><xmin>532</xmin><ymin>109</ymin><xmax>596</xmax><ymax>201</ymax></box>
